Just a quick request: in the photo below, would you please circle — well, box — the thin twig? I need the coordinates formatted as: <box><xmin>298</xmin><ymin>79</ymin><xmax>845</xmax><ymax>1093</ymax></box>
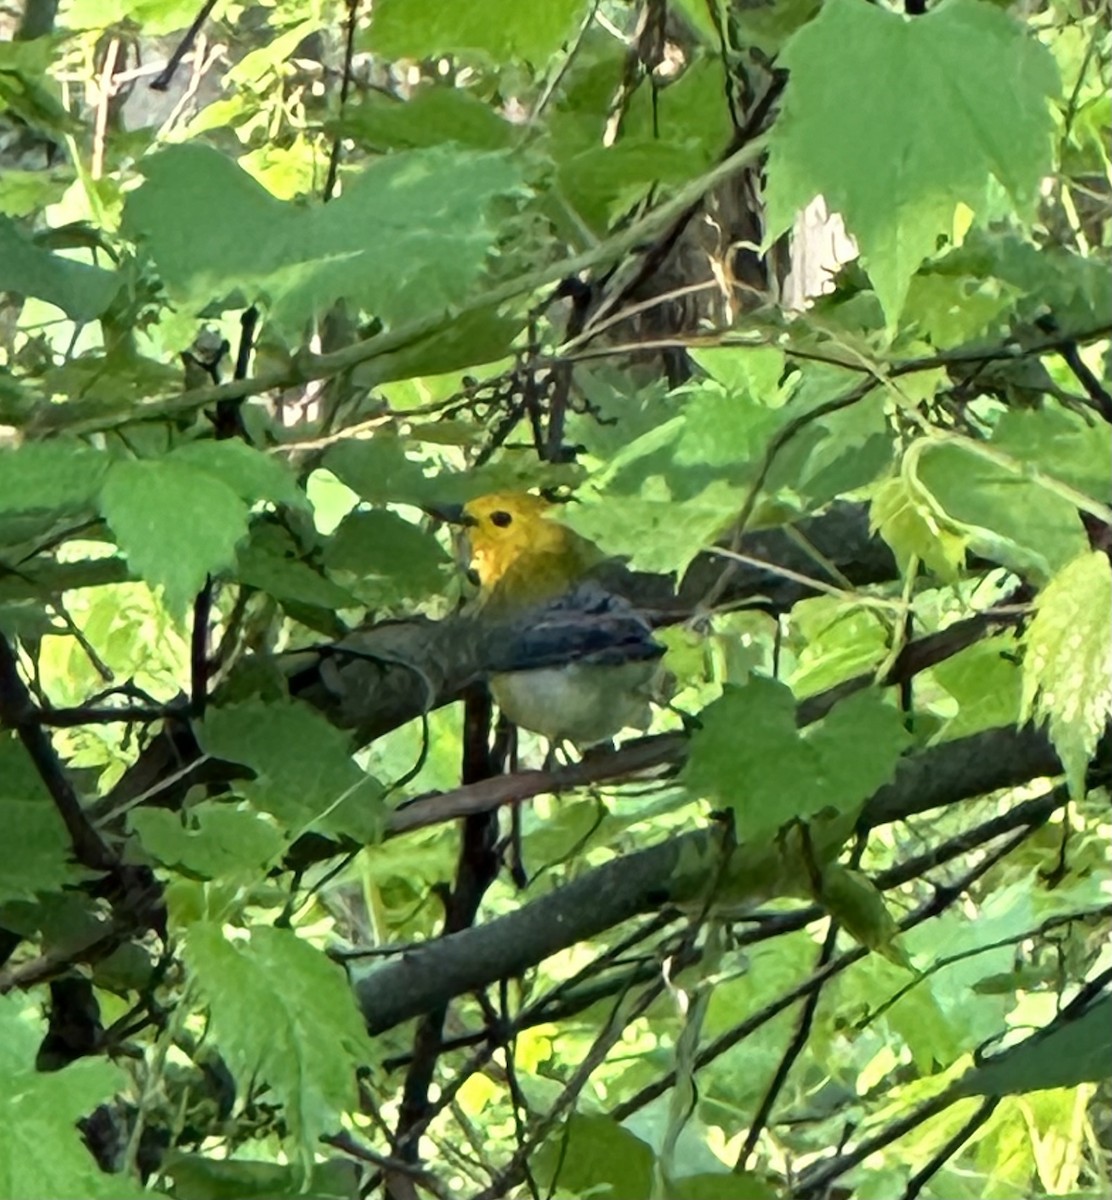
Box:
<box><xmin>609</xmin><ymin>823</ymin><xmax>1040</xmax><ymax>1123</ymax></box>
<box><xmin>734</xmin><ymin>921</ymin><xmax>840</xmax><ymax>1170</ymax></box>
<box><xmin>150</xmin><ymin>0</ymin><xmax>218</xmax><ymax>91</ymax></box>
<box><xmin>323</xmin><ymin>0</ymin><xmax>360</xmax><ymax>202</ymax></box>
<box><xmin>900</xmin><ymin>1096</ymin><xmax>1000</xmax><ymax>1200</ymax></box>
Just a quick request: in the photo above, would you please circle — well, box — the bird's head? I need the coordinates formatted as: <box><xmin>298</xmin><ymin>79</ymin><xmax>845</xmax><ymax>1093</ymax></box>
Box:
<box><xmin>462</xmin><ymin>492</ymin><xmax>572</xmax><ymax>593</ymax></box>
<box><xmin>426</xmin><ymin>491</ymin><xmax>589</xmax><ymax>602</ymax></box>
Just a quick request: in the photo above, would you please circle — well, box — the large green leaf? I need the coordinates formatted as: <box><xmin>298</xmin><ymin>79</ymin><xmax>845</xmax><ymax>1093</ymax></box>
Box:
<box><xmin>683</xmin><ymin>679</ymin><xmax>909</xmax><ymax>839</ymax></box>
<box><xmin>183</xmin><ymin>923</ymin><xmax>374</xmax><ymax>1169</ymax></box>
<box><xmin>122</xmin><ymin>144</ymin><xmax>525</xmax><ymax>334</ymax></box>
<box><xmin>98</xmin><ymin>458</ymin><xmax>250</xmax><ymax>613</ymax></box>
<box><xmin>913</xmin><ymin>440</ymin><xmax>1088</xmax><ymax>581</ymax></box>
<box><xmin>163</xmin><ymin>1155</ymin><xmax>357</xmax><ymax>1200</ymax></box>
<box><xmin>0</xmin><ymin>217</ymin><xmax>118</xmax><ymax>322</ymax></box>
<box><xmin>168</xmin><ymin>441</ymin><xmax>307</xmax><ymax>510</ymax></box>
<box><xmin>197</xmin><ymin>700</ymin><xmax>382</xmax><ymax>842</ymax></box>
<box><xmin>533</xmin><ymin>1114</ymin><xmax>654</xmax><ymax>1200</ymax></box>
<box><xmin>340</xmin><ymin>85</ymin><xmax>515</xmax><ymax>153</ymax></box>
<box><xmin>766</xmin><ymin>0</ymin><xmax>1059</xmax><ymax>323</ymax></box>
<box><xmin>129</xmin><ymin>803</ymin><xmax>286</xmax><ymax>880</ymax></box>
<box><xmin>322</xmin><ymin>509</ymin><xmax>451</xmax><ymax>607</ymax></box>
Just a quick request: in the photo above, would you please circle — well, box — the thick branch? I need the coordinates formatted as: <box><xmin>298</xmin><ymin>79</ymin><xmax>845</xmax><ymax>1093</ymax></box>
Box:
<box><xmin>100</xmin><ymin>502</ymin><xmax>896</xmax><ymax>817</ymax></box>
<box><xmin>353</xmin><ymin>724</ymin><xmax>1071</xmax><ymax>1034</ymax></box>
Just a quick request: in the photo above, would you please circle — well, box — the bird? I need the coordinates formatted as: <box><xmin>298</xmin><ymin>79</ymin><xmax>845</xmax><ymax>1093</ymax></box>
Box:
<box><xmin>431</xmin><ymin>492</ymin><xmax>666</xmax><ymax>750</ymax></box>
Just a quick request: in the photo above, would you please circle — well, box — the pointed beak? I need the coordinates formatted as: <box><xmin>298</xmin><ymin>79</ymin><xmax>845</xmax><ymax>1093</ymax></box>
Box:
<box><xmin>423</xmin><ymin>503</ymin><xmax>477</xmax><ymax>527</ymax></box>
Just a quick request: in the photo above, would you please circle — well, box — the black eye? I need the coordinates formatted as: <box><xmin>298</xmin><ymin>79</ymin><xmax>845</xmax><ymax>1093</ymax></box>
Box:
<box><xmin>490</xmin><ymin>510</ymin><xmax>513</xmax><ymax>527</ymax></box>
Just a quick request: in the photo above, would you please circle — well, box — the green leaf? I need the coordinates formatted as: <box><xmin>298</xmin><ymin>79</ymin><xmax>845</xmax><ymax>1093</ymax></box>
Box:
<box><xmin>169</xmin><ymin>441</ymin><xmax>307</xmax><ymax>510</ymax></box>
<box><xmin>934</xmin><ymin>229</ymin><xmax>1112</xmax><ymax>331</ymax></box>
<box><xmin>1021</xmin><ymin>551</ymin><xmax>1112</xmax><ymax>796</ymax></box>
<box><xmin>990</xmin><ymin>405</ymin><xmax>1112</xmax><ymax>506</ymax></box>
<box><xmin>689</xmin><ymin>346</ymin><xmax>786</xmax><ymax>399</ymax></box>
<box><xmin>0</xmin><ymin>41</ymin><xmax>80</xmax><ymax>135</ymax></box>
<box><xmin>323</xmin><ymin>509</ymin><xmax>451</xmax><ymax>606</ymax></box>
<box><xmin>775</xmin><ymin>392</ymin><xmax>893</xmax><ymax>507</ymax></box>
<box><xmin>341</xmin><ymin>85</ymin><xmax>515</xmax><ymax>152</ymax></box>
<box><xmin>870</xmin><ymin>474</ymin><xmax>966</xmax><ymax>580</ymax></box>
<box><xmin>366</xmin><ymin>0</ymin><xmax>585</xmax><ymax>63</ymax></box>
<box><xmin>904</xmin><ymin>272</ymin><xmax>1012</xmax><ymax>349</ymax></box>
<box><xmin>129</xmin><ymin>803</ymin><xmax>286</xmax><ymax>880</ymax></box>
<box><xmin>99</xmin><ymin>459</ymin><xmax>250</xmax><ymax>613</ymax></box>
<box><xmin>957</xmin><ymin>994</ymin><xmax>1112</xmax><ymax>1097</ymax></box>
<box><xmin>806</xmin><ymin>689</ymin><xmax>912</xmax><ymax>812</ymax></box>
<box><xmin>533</xmin><ymin>1114</ymin><xmax>654</xmax><ymax>1200</ymax></box>
<box><xmin>0</xmin><ymin>216</ymin><xmax>119</xmax><ymax>322</ymax></box>
<box><xmin>669</xmin><ymin>1171</ymin><xmax>780</xmax><ymax>1200</ymax></box>
<box><xmin>930</xmin><ymin>635</ymin><xmax>1022</xmax><ymax>741</ymax></box>
<box><xmin>197</xmin><ymin>700</ymin><xmax>382</xmax><ymax>841</ymax></box>
<box><xmin>0</xmin><ymin>169</ymin><xmax>71</xmax><ymax>218</ymax></box>
<box><xmin>123</xmin><ymin>144</ymin><xmax>525</xmax><ymax>335</ymax></box>
<box><xmin>323</xmin><ymin>436</ymin><xmax>433</xmax><ymax>507</ymax></box>
<box><xmin>164</xmin><ymin>1155</ymin><xmax>358</xmax><ymax>1200</ymax></box>
<box><xmin>183</xmin><ymin>923</ymin><xmax>373</xmax><ymax>1169</ymax></box>
<box><xmin>235</xmin><ymin>526</ymin><xmax>360</xmax><ymax>610</ymax></box>
<box><xmin>0</xmin><ymin>735</ymin><xmax>94</xmax><ymax>904</ymax></box>
<box><xmin>567</xmin><ymin>482</ymin><xmax>742</xmax><ymax>576</ymax></box>
<box><xmin>0</xmin><ymin>996</ymin><xmax>142</xmax><ymax>1200</ymax></box>
<box><xmin>683</xmin><ymin>680</ymin><xmax>908</xmax><ymax>839</ymax></box>
<box><xmin>0</xmin><ymin>442</ymin><xmax>109</xmax><ymax>516</ymax></box>
<box><xmin>818</xmin><ymin>863</ymin><xmax>911</xmax><ymax>967</ymax></box>
<box><xmin>0</xmin><ymin>798</ymin><xmax>89</xmax><ymax>904</ymax></box>
<box><xmin>675</xmin><ymin>383</ymin><xmax>781</xmax><ymax>469</ymax></box>
<box><xmin>914</xmin><ymin>441</ymin><xmax>1088</xmax><ymax>580</ymax></box>
<box><xmin>559</xmin><ymin>139</ymin><xmax>708</xmax><ymax>232</ymax></box>
<box><xmin>766</xmin><ymin>0</ymin><xmax>1059</xmax><ymax>323</ymax></box>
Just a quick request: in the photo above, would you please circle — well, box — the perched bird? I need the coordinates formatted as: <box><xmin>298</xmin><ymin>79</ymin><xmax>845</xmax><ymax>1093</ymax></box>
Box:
<box><xmin>433</xmin><ymin>492</ymin><xmax>665</xmax><ymax>749</ymax></box>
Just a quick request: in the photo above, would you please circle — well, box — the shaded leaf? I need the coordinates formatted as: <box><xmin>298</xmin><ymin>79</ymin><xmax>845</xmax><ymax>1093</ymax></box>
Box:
<box><xmin>183</xmin><ymin>923</ymin><xmax>373</xmax><ymax>1169</ymax></box>
<box><xmin>533</xmin><ymin>1113</ymin><xmax>653</xmax><ymax>1200</ymax></box>
<box><xmin>0</xmin><ymin>217</ymin><xmax>118</xmax><ymax>322</ymax></box>
<box><xmin>164</xmin><ymin>1155</ymin><xmax>358</xmax><ymax>1200</ymax></box>
<box><xmin>99</xmin><ymin>459</ymin><xmax>249</xmax><ymax>613</ymax></box>
<box><xmin>684</xmin><ymin>681</ymin><xmax>908</xmax><ymax>840</ymax></box>
<box><xmin>169</xmin><ymin>441</ymin><xmax>307</xmax><ymax>509</ymax></box>
<box><xmin>340</xmin><ymin>86</ymin><xmax>514</xmax><ymax>152</ymax></box>
<box><xmin>366</xmin><ymin>0</ymin><xmax>585</xmax><ymax>63</ymax></box>
<box><xmin>323</xmin><ymin>509</ymin><xmax>451</xmax><ymax>606</ymax></box>
<box><xmin>123</xmin><ymin>144</ymin><xmax>525</xmax><ymax>335</ymax></box>
<box><xmin>129</xmin><ymin>803</ymin><xmax>286</xmax><ymax>880</ymax></box>
<box><xmin>197</xmin><ymin>700</ymin><xmax>383</xmax><ymax>841</ymax></box>
<box><xmin>914</xmin><ymin>440</ymin><xmax>1088</xmax><ymax>580</ymax></box>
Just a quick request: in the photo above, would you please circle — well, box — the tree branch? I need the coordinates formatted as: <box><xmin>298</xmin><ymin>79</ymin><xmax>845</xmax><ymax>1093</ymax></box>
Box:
<box><xmin>0</xmin><ymin>635</ymin><xmax>117</xmax><ymax>872</ymax></box>
<box><xmin>352</xmin><ymin>724</ymin><xmax>1072</xmax><ymax>1035</ymax></box>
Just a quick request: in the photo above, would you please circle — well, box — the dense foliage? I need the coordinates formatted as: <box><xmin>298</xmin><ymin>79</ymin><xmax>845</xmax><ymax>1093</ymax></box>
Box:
<box><xmin>0</xmin><ymin>0</ymin><xmax>1110</xmax><ymax>1197</ymax></box>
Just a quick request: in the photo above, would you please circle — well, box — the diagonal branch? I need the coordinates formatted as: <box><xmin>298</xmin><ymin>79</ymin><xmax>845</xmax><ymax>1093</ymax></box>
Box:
<box><xmin>352</xmin><ymin>723</ymin><xmax>1072</xmax><ymax>1035</ymax></box>
<box><xmin>0</xmin><ymin>635</ymin><xmax>117</xmax><ymax>873</ymax></box>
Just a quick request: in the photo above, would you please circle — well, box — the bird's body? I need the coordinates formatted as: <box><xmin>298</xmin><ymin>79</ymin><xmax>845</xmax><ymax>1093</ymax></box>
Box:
<box><xmin>457</xmin><ymin>492</ymin><xmax>664</xmax><ymax>747</ymax></box>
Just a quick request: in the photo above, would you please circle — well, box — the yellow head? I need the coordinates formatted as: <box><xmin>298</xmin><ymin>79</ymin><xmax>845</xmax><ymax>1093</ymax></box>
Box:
<box><xmin>458</xmin><ymin>491</ymin><xmax>599</xmax><ymax>609</ymax></box>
